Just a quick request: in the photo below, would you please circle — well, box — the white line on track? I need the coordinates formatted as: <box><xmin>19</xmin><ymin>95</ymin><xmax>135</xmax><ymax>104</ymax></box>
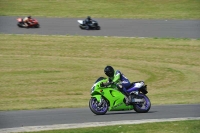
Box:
<box><xmin>2</xmin><ymin>34</ymin><xmax>198</xmax><ymax>40</ymax></box>
<box><xmin>0</xmin><ymin>117</ymin><xmax>199</xmax><ymax>133</ymax></box>
<box><xmin>2</xmin><ymin>33</ymin><xmax>148</xmax><ymax>38</ymax></box>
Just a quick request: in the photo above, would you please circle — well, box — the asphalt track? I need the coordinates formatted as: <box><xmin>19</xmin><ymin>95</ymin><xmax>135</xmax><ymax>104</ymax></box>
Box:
<box><xmin>0</xmin><ymin>16</ymin><xmax>200</xmax><ymax>132</ymax></box>
<box><xmin>0</xmin><ymin>16</ymin><xmax>200</xmax><ymax>38</ymax></box>
<box><xmin>0</xmin><ymin>105</ymin><xmax>200</xmax><ymax>129</ymax></box>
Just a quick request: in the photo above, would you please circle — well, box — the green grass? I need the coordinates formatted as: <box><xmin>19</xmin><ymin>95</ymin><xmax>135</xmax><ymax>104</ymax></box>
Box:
<box><xmin>0</xmin><ymin>0</ymin><xmax>200</xmax><ymax>19</ymax></box>
<box><xmin>0</xmin><ymin>34</ymin><xmax>200</xmax><ymax>111</ymax></box>
<box><xmin>21</xmin><ymin>120</ymin><xmax>200</xmax><ymax>133</ymax></box>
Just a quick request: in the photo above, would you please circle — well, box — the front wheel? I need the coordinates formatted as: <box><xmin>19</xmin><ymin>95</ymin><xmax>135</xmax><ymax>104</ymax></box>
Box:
<box><xmin>34</xmin><ymin>24</ymin><xmax>40</xmax><ymax>28</ymax></box>
<box><xmin>89</xmin><ymin>97</ymin><xmax>108</xmax><ymax>115</ymax></box>
<box><xmin>96</xmin><ymin>26</ymin><xmax>100</xmax><ymax>30</ymax></box>
<box><xmin>133</xmin><ymin>93</ymin><xmax>151</xmax><ymax>113</ymax></box>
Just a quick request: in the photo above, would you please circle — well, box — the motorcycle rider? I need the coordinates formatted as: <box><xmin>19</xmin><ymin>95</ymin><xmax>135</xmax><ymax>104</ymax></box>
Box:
<box><xmin>23</xmin><ymin>16</ymin><xmax>33</xmax><ymax>27</ymax></box>
<box><xmin>84</xmin><ymin>16</ymin><xmax>93</xmax><ymax>29</ymax></box>
<box><xmin>101</xmin><ymin>66</ymin><xmax>132</xmax><ymax>105</ymax></box>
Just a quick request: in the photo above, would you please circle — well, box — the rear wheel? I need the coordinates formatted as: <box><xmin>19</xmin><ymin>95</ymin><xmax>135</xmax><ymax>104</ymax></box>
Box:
<box><xmin>79</xmin><ymin>25</ymin><xmax>84</xmax><ymax>29</ymax></box>
<box><xmin>17</xmin><ymin>23</ymin><xmax>24</xmax><ymax>28</ymax></box>
<box><xmin>89</xmin><ymin>97</ymin><xmax>108</xmax><ymax>115</ymax></box>
<box><xmin>133</xmin><ymin>93</ymin><xmax>151</xmax><ymax>113</ymax></box>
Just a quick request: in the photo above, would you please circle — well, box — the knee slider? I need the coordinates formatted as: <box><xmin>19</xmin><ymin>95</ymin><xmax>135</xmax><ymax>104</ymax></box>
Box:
<box><xmin>117</xmin><ymin>84</ymin><xmax>123</xmax><ymax>91</ymax></box>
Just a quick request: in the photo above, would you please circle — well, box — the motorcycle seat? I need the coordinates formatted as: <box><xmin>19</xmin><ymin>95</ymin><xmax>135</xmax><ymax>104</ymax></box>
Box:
<box><xmin>126</xmin><ymin>81</ymin><xmax>144</xmax><ymax>90</ymax></box>
<box><xmin>126</xmin><ymin>83</ymin><xmax>134</xmax><ymax>90</ymax></box>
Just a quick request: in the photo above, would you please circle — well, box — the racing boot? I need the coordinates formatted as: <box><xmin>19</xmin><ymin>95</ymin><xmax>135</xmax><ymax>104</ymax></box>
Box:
<box><xmin>124</xmin><ymin>95</ymin><xmax>130</xmax><ymax>105</ymax></box>
<box><xmin>121</xmin><ymin>90</ymin><xmax>131</xmax><ymax>105</ymax></box>
<box><xmin>124</xmin><ymin>92</ymin><xmax>132</xmax><ymax>105</ymax></box>
<box><xmin>23</xmin><ymin>23</ymin><xmax>28</xmax><ymax>28</ymax></box>
<box><xmin>86</xmin><ymin>25</ymin><xmax>89</xmax><ymax>30</ymax></box>
<box><xmin>122</xmin><ymin>86</ymin><xmax>132</xmax><ymax>105</ymax></box>
<box><xmin>117</xmin><ymin>84</ymin><xmax>131</xmax><ymax>105</ymax></box>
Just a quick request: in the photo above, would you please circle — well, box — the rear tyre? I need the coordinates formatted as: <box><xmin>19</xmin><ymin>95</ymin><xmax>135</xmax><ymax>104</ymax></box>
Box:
<box><xmin>133</xmin><ymin>93</ymin><xmax>151</xmax><ymax>113</ymax></box>
<box><xmin>17</xmin><ymin>23</ymin><xmax>23</xmax><ymax>28</ymax></box>
<box><xmin>89</xmin><ymin>97</ymin><xmax>108</xmax><ymax>115</ymax></box>
<box><xmin>79</xmin><ymin>25</ymin><xmax>84</xmax><ymax>29</ymax></box>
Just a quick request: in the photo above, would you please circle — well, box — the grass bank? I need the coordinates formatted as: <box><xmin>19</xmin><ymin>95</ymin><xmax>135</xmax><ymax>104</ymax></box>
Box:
<box><xmin>0</xmin><ymin>0</ymin><xmax>200</xmax><ymax>19</ymax></box>
<box><xmin>0</xmin><ymin>34</ymin><xmax>200</xmax><ymax>110</ymax></box>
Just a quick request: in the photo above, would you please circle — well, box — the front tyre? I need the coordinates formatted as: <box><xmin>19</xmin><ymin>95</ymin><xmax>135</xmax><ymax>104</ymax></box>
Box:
<box><xmin>96</xmin><ymin>26</ymin><xmax>100</xmax><ymax>30</ymax></box>
<box><xmin>34</xmin><ymin>24</ymin><xmax>40</xmax><ymax>28</ymax></box>
<box><xmin>89</xmin><ymin>97</ymin><xmax>108</xmax><ymax>115</ymax></box>
<box><xmin>133</xmin><ymin>93</ymin><xmax>151</xmax><ymax>113</ymax></box>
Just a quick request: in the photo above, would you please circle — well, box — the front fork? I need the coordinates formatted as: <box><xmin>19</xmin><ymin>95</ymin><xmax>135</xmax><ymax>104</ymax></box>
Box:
<box><xmin>91</xmin><ymin>95</ymin><xmax>102</xmax><ymax>105</ymax></box>
<box><xmin>98</xmin><ymin>97</ymin><xmax>104</xmax><ymax>106</ymax></box>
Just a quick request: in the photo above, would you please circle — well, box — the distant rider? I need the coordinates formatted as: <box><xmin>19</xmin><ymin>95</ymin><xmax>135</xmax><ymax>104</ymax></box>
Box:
<box><xmin>84</xmin><ymin>16</ymin><xmax>93</xmax><ymax>29</ymax></box>
<box><xmin>23</xmin><ymin>16</ymin><xmax>33</xmax><ymax>27</ymax></box>
<box><xmin>101</xmin><ymin>66</ymin><xmax>132</xmax><ymax>105</ymax></box>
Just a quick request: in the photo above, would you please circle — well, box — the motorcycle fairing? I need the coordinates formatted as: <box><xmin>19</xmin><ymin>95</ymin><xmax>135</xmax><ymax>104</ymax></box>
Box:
<box><xmin>77</xmin><ymin>20</ymin><xmax>83</xmax><ymax>24</ymax></box>
<box><xmin>127</xmin><ymin>81</ymin><xmax>148</xmax><ymax>94</ymax></box>
<box><xmin>91</xmin><ymin>82</ymin><xmax>133</xmax><ymax>111</ymax></box>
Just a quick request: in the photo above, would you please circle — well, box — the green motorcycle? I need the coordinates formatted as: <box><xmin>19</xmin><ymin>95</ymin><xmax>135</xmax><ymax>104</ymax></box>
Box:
<box><xmin>89</xmin><ymin>77</ymin><xmax>151</xmax><ymax>115</ymax></box>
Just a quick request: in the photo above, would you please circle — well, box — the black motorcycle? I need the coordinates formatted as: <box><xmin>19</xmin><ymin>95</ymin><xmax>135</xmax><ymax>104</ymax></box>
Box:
<box><xmin>77</xmin><ymin>20</ymin><xmax>100</xmax><ymax>30</ymax></box>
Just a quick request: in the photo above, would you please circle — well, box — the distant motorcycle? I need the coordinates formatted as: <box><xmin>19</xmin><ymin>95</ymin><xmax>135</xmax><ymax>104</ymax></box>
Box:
<box><xmin>89</xmin><ymin>77</ymin><xmax>151</xmax><ymax>115</ymax></box>
<box><xmin>77</xmin><ymin>20</ymin><xmax>100</xmax><ymax>30</ymax></box>
<box><xmin>17</xmin><ymin>18</ymin><xmax>40</xmax><ymax>28</ymax></box>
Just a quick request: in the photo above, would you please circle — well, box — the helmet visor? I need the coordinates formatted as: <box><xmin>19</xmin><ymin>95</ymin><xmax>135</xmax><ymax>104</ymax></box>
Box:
<box><xmin>105</xmin><ymin>71</ymin><xmax>114</xmax><ymax>77</ymax></box>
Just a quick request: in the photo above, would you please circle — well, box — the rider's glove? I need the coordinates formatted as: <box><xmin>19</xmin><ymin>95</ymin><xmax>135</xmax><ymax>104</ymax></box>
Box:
<box><xmin>100</xmin><ymin>82</ymin><xmax>110</xmax><ymax>87</ymax></box>
<box><xmin>100</xmin><ymin>82</ymin><xmax>104</xmax><ymax>87</ymax></box>
<box><xmin>110</xmin><ymin>81</ymin><xmax>114</xmax><ymax>84</ymax></box>
<box><xmin>104</xmin><ymin>82</ymin><xmax>110</xmax><ymax>86</ymax></box>
<box><xmin>100</xmin><ymin>81</ymin><xmax>114</xmax><ymax>87</ymax></box>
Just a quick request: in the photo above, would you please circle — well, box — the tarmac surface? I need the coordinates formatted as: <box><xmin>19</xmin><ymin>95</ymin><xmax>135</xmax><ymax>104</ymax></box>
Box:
<box><xmin>0</xmin><ymin>16</ymin><xmax>200</xmax><ymax>38</ymax></box>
